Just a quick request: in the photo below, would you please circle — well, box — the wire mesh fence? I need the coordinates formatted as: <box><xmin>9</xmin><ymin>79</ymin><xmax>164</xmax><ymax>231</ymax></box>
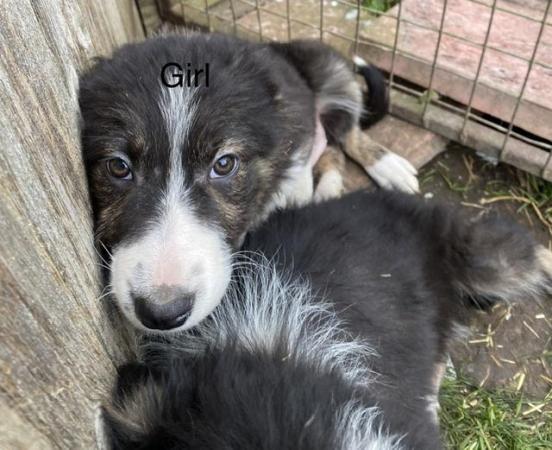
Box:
<box><xmin>137</xmin><ymin>0</ymin><xmax>552</xmax><ymax>180</ymax></box>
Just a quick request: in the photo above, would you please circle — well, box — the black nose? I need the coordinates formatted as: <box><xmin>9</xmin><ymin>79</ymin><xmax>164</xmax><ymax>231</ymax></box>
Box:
<box><xmin>133</xmin><ymin>292</ymin><xmax>194</xmax><ymax>330</ymax></box>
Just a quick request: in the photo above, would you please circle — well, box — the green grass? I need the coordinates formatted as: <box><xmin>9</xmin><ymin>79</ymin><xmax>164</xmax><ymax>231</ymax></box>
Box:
<box><xmin>480</xmin><ymin>169</ymin><xmax>552</xmax><ymax>236</ymax></box>
<box><xmin>362</xmin><ymin>0</ymin><xmax>399</xmax><ymax>14</ymax></box>
<box><xmin>440</xmin><ymin>376</ymin><xmax>552</xmax><ymax>449</ymax></box>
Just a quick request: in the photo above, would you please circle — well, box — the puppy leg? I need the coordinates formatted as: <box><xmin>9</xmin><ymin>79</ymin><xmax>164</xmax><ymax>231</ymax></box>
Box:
<box><xmin>345</xmin><ymin>125</ymin><xmax>419</xmax><ymax>194</ymax></box>
<box><xmin>313</xmin><ymin>146</ymin><xmax>345</xmax><ymax>202</ymax></box>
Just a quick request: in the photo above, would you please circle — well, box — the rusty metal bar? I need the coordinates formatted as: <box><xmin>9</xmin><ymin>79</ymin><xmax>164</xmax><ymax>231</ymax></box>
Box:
<box><xmin>179</xmin><ymin>0</ymin><xmax>187</xmax><ymax>28</ymax></box>
<box><xmin>460</xmin><ymin>0</ymin><xmax>498</xmax><ymax>142</ymax></box>
<box><xmin>388</xmin><ymin>0</ymin><xmax>403</xmax><ymax>95</ymax></box>
<box><xmin>421</xmin><ymin>0</ymin><xmax>449</xmax><ymax>123</ymax></box>
<box><xmin>319</xmin><ymin>0</ymin><xmax>324</xmax><ymax>42</ymax></box>
<box><xmin>134</xmin><ymin>0</ymin><xmax>148</xmax><ymax>37</ymax></box>
<box><xmin>254</xmin><ymin>0</ymin><xmax>263</xmax><ymax>41</ymax></box>
<box><xmin>285</xmin><ymin>0</ymin><xmax>292</xmax><ymax>41</ymax></box>
<box><xmin>203</xmin><ymin>0</ymin><xmax>212</xmax><ymax>31</ymax></box>
<box><xmin>228</xmin><ymin>0</ymin><xmax>237</xmax><ymax>35</ymax></box>
<box><xmin>352</xmin><ymin>0</ymin><xmax>361</xmax><ymax>57</ymax></box>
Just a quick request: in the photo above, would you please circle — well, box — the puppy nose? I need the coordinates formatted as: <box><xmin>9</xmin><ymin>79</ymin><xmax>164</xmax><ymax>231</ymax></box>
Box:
<box><xmin>133</xmin><ymin>291</ymin><xmax>194</xmax><ymax>331</ymax></box>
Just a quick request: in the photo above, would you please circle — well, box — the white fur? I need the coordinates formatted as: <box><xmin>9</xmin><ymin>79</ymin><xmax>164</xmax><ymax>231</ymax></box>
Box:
<box><xmin>144</xmin><ymin>259</ymin><xmax>404</xmax><ymax>448</ymax></box>
<box><xmin>317</xmin><ymin>57</ymin><xmax>363</xmax><ymax>122</ymax></box>
<box><xmin>268</xmin><ymin>117</ymin><xmax>329</xmax><ymax>213</ymax></box>
<box><xmin>336</xmin><ymin>401</ymin><xmax>404</xmax><ymax>450</ymax></box>
<box><xmin>352</xmin><ymin>55</ymin><xmax>368</xmax><ymax>68</ymax></box>
<box><xmin>109</xmin><ymin>83</ymin><xmax>232</xmax><ymax>333</ymax></box>
<box><xmin>265</xmin><ymin>147</ymin><xmax>315</xmax><ymax>216</ymax></box>
<box><xmin>423</xmin><ymin>394</ymin><xmax>440</xmax><ymax>425</ymax></box>
<box><xmin>151</xmin><ymin>257</ymin><xmax>377</xmax><ymax>385</ymax></box>
<box><xmin>367</xmin><ymin>152</ymin><xmax>419</xmax><ymax>194</ymax></box>
<box><xmin>314</xmin><ymin>168</ymin><xmax>344</xmax><ymax>202</ymax></box>
<box><xmin>110</xmin><ymin>194</ymin><xmax>232</xmax><ymax>332</ymax></box>
<box><xmin>308</xmin><ymin>116</ymin><xmax>328</xmax><ymax>167</ymax></box>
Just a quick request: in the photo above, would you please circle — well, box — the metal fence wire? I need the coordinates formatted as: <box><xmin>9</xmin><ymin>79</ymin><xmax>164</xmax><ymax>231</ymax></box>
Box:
<box><xmin>137</xmin><ymin>0</ymin><xmax>552</xmax><ymax>180</ymax></box>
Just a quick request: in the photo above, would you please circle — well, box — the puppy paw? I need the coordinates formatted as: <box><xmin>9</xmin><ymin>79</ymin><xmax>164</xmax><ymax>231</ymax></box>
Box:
<box><xmin>366</xmin><ymin>152</ymin><xmax>419</xmax><ymax>194</ymax></box>
<box><xmin>314</xmin><ymin>169</ymin><xmax>344</xmax><ymax>203</ymax></box>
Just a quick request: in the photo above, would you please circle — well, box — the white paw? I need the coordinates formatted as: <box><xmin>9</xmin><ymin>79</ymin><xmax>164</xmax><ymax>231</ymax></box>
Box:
<box><xmin>314</xmin><ymin>169</ymin><xmax>344</xmax><ymax>203</ymax></box>
<box><xmin>366</xmin><ymin>152</ymin><xmax>419</xmax><ymax>194</ymax></box>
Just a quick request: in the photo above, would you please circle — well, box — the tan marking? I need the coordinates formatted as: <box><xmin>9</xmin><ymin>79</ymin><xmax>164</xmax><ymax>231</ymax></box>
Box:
<box><xmin>313</xmin><ymin>145</ymin><xmax>345</xmax><ymax>177</ymax></box>
<box><xmin>343</xmin><ymin>125</ymin><xmax>387</xmax><ymax>168</ymax></box>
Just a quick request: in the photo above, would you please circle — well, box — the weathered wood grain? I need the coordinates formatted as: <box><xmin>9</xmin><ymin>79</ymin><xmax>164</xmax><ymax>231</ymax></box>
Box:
<box><xmin>0</xmin><ymin>1</ymin><xmax>143</xmax><ymax>447</ymax></box>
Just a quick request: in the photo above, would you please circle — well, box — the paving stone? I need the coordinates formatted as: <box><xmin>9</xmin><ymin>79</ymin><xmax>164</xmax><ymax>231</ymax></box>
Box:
<box><xmin>367</xmin><ymin>115</ymin><xmax>449</xmax><ymax>169</ymax></box>
<box><xmin>234</xmin><ymin>0</ymin><xmax>372</xmax><ymax>53</ymax></box>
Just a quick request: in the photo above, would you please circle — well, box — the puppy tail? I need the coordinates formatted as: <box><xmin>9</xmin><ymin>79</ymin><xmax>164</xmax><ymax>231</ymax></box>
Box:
<box><xmin>353</xmin><ymin>56</ymin><xmax>389</xmax><ymax>128</ymax></box>
<box><xmin>439</xmin><ymin>211</ymin><xmax>552</xmax><ymax>310</ymax></box>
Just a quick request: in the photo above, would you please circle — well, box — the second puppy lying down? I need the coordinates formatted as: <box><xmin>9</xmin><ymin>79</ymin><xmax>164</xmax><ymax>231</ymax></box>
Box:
<box><xmin>100</xmin><ymin>191</ymin><xmax>552</xmax><ymax>449</ymax></box>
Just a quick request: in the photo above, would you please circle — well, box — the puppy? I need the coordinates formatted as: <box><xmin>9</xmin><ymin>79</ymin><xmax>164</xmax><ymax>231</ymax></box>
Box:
<box><xmin>79</xmin><ymin>32</ymin><xmax>418</xmax><ymax>332</ymax></box>
<box><xmin>99</xmin><ymin>190</ymin><xmax>552</xmax><ymax>449</ymax></box>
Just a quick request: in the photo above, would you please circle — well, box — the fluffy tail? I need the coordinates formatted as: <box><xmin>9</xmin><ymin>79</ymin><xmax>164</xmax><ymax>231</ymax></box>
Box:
<box><xmin>438</xmin><ymin>211</ymin><xmax>552</xmax><ymax>309</ymax></box>
<box><xmin>353</xmin><ymin>56</ymin><xmax>389</xmax><ymax>129</ymax></box>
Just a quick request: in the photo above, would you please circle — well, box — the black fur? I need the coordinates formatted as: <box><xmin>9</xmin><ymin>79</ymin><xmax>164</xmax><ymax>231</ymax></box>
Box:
<box><xmin>356</xmin><ymin>63</ymin><xmax>389</xmax><ymax>128</ymax></box>
<box><xmin>101</xmin><ymin>190</ymin><xmax>547</xmax><ymax>449</ymax></box>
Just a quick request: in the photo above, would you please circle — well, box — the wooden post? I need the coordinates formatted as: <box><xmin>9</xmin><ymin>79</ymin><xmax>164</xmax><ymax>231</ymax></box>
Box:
<box><xmin>0</xmin><ymin>1</ymin><xmax>143</xmax><ymax>447</ymax></box>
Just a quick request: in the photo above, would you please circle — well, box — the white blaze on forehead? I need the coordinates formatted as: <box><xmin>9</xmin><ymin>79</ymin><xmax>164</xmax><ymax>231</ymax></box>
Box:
<box><xmin>108</xmin><ymin>84</ymin><xmax>232</xmax><ymax>333</ymax></box>
<box><xmin>158</xmin><ymin>81</ymin><xmax>198</xmax><ymax>204</ymax></box>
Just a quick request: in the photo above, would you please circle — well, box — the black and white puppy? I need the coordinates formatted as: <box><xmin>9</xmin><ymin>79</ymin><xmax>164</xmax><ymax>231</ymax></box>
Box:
<box><xmin>99</xmin><ymin>190</ymin><xmax>552</xmax><ymax>449</ymax></box>
<box><xmin>79</xmin><ymin>32</ymin><xmax>418</xmax><ymax>333</ymax></box>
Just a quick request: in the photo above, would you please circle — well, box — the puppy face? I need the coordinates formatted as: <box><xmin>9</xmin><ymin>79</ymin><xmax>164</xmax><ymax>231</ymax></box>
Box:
<box><xmin>80</xmin><ymin>34</ymin><xmax>314</xmax><ymax>332</ymax></box>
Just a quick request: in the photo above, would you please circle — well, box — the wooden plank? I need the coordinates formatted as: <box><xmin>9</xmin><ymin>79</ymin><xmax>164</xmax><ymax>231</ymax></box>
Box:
<box><xmin>389</xmin><ymin>88</ymin><xmax>551</xmax><ymax>179</ymax></box>
<box><xmin>0</xmin><ymin>0</ymin><xmax>142</xmax><ymax>447</ymax></box>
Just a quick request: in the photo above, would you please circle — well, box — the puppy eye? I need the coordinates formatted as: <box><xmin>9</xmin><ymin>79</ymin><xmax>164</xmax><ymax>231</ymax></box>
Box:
<box><xmin>210</xmin><ymin>154</ymin><xmax>239</xmax><ymax>179</ymax></box>
<box><xmin>106</xmin><ymin>158</ymin><xmax>132</xmax><ymax>180</ymax></box>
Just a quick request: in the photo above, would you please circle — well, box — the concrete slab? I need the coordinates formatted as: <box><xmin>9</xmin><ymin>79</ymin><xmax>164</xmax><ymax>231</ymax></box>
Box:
<box><xmin>367</xmin><ymin>115</ymin><xmax>449</xmax><ymax>169</ymax></box>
